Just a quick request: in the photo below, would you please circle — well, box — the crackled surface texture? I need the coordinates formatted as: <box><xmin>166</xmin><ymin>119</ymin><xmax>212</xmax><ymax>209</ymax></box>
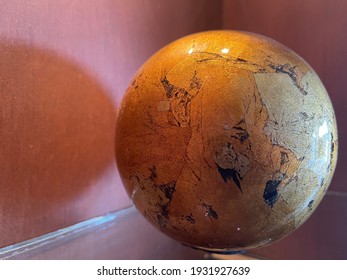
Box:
<box><xmin>115</xmin><ymin>31</ymin><xmax>338</xmax><ymax>251</ymax></box>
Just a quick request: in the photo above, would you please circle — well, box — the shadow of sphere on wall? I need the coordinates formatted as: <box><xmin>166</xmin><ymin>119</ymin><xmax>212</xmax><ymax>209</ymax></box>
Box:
<box><xmin>0</xmin><ymin>41</ymin><xmax>118</xmax><ymax>246</ymax></box>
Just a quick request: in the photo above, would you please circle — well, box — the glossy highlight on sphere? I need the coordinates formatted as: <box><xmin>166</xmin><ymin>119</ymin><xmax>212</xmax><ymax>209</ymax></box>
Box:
<box><xmin>115</xmin><ymin>31</ymin><xmax>338</xmax><ymax>252</ymax></box>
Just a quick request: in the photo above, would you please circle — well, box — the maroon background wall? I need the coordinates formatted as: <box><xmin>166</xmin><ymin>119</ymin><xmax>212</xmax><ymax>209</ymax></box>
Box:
<box><xmin>0</xmin><ymin>0</ymin><xmax>222</xmax><ymax>248</ymax></box>
<box><xmin>223</xmin><ymin>0</ymin><xmax>347</xmax><ymax>259</ymax></box>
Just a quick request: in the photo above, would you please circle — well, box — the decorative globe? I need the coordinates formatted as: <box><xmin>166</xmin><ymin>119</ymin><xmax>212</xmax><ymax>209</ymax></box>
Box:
<box><xmin>115</xmin><ymin>31</ymin><xmax>338</xmax><ymax>252</ymax></box>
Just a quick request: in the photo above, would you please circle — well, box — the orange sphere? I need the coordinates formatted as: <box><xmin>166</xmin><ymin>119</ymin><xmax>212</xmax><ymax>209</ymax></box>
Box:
<box><xmin>115</xmin><ymin>31</ymin><xmax>338</xmax><ymax>252</ymax></box>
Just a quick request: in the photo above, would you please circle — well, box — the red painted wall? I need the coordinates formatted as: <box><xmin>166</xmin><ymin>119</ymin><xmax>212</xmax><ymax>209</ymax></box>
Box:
<box><xmin>0</xmin><ymin>0</ymin><xmax>222</xmax><ymax>248</ymax></box>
